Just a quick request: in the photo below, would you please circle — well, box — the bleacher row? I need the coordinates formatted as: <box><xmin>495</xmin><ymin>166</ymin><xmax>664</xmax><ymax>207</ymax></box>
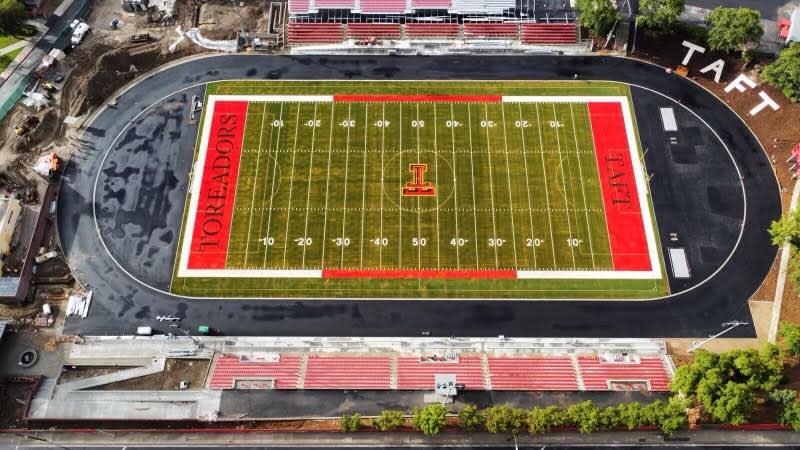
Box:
<box><xmin>208</xmin><ymin>353</ymin><xmax>672</xmax><ymax>391</ymax></box>
<box><xmin>289</xmin><ymin>0</ymin><xmax>515</xmax><ymax>14</ymax></box>
<box><xmin>287</xmin><ymin>21</ymin><xmax>577</xmax><ymax>44</ymax></box>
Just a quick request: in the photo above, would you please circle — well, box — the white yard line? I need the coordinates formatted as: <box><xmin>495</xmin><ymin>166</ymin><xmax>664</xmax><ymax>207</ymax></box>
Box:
<box><xmin>244</xmin><ymin>102</ymin><xmax>269</xmax><ymax>267</ymax></box>
<box><xmin>466</xmin><ymin>104</ymin><xmax>480</xmax><ymax>269</ymax></box>
<box><xmin>415</xmin><ymin>102</ymin><xmax>422</xmax><ymax>270</ymax></box>
<box><xmin>517</xmin><ymin>102</ymin><xmax>538</xmax><ymax>269</ymax></box>
<box><xmin>449</xmin><ymin>103</ymin><xmax>461</xmax><ymax>269</ymax></box>
<box><xmin>551</xmin><ymin>103</ymin><xmax>577</xmax><ymax>269</ymax></box>
<box><xmin>398</xmin><ymin>103</ymin><xmax>403</xmax><ymax>268</ymax></box>
<box><xmin>500</xmin><ymin>103</ymin><xmax>518</xmax><ymax>269</ymax></box>
<box><xmin>320</xmin><ymin>103</ymin><xmax>336</xmax><ymax>268</ymax></box>
<box><xmin>223</xmin><ymin>102</ymin><xmax>251</xmax><ymax>269</ymax></box>
<box><xmin>379</xmin><ymin>103</ymin><xmax>386</xmax><ymax>269</ymax></box>
<box><xmin>282</xmin><ymin>103</ymin><xmax>302</xmax><ymax>268</ymax></box>
<box><xmin>433</xmin><ymin>103</ymin><xmax>441</xmax><ymax>269</ymax></box>
<box><xmin>339</xmin><ymin>104</ymin><xmax>353</xmax><ymax>269</ymax></box>
<box><xmin>261</xmin><ymin>102</ymin><xmax>285</xmax><ymax>268</ymax></box>
<box><xmin>534</xmin><ymin>103</ymin><xmax>558</xmax><ymax>268</ymax></box>
<box><xmin>300</xmin><ymin>103</ymin><xmax>319</xmax><ymax>269</ymax></box>
<box><xmin>568</xmin><ymin>103</ymin><xmax>596</xmax><ymax>269</ymax></box>
<box><xmin>483</xmin><ymin>103</ymin><xmax>500</xmax><ymax>269</ymax></box>
<box><xmin>359</xmin><ymin>104</ymin><xmax>369</xmax><ymax>269</ymax></box>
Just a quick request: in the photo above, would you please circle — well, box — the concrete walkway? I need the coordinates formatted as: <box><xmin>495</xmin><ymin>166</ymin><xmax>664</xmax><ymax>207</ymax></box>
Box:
<box><xmin>0</xmin><ymin>40</ymin><xmax>27</xmax><ymax>56</ymax></box>
<box><xmin>1</xmin><ymin>429</ymin><xmax>799</xmax><ymax>447</ymax></box>
<box><xmin>29</xmin><ymin>389</ymin><xmax>223</xmax><ymax>420</ymax></box>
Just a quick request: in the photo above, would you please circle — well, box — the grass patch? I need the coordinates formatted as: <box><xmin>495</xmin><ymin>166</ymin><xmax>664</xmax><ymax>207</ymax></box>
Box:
<box><xmin>0</xmin><ymin>47</ymin><xmax>24</xmax><ymax>72</ymax></box>
<box><xmin>170</xmin><ymin>80</ymin><xmax>669</xmax><ymax>299</ymax></box>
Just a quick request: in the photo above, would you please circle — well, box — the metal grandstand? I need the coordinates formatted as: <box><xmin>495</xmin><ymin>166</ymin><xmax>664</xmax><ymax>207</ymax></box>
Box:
<box><xmin>286</xmin><ymin>0</ymin><xmax>580</xmax><ymax>46</ymax></box>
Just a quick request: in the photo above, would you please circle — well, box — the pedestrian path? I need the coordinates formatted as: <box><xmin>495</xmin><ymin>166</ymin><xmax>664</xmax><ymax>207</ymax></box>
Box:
<box><xmin>0</xmin><ymin>40</ymin><xmax>27</xmax><ymax>56</ymax></box>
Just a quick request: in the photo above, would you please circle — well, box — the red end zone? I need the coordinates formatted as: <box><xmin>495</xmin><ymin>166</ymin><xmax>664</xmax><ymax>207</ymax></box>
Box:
<box><xmin>588</xmin><ymin>102</ymin><xmax>651</xmax><ymax>271</ymax></box>
<box><xmin>187</xmin><ymin>101</ymin><xmax>248</xmax><ymax>269</ymax></box>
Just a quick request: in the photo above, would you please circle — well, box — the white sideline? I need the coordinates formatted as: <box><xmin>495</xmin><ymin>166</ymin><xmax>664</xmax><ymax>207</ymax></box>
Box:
<box><xmin>178</xmin><ymin>94</ymin><xmax>662</xmax><ymax>280</ymax></box>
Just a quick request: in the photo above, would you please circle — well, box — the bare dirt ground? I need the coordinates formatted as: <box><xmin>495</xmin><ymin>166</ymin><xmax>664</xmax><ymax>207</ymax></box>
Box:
<box><xmin>57</xmin><ymin>359</ymin><xmax>209</xmax><ymax>390</ymax></box>
<box><xmin>0</xmin><ymin>379</ymin><xmax>39</xmax><ymax>428</ymax></box>
<box><xmin>94</xmin><ymin>358</ymin><xmax>209</xmax><ymax>390</ymax></box>
<box><xmin>198</xmin><ymin>0</ymin><xmax>265</xmax><ymax>39</ymax></box>
<box><xmin>57</xmin><ymin>366</ymin><xmax>119</xmax><ymax>383</ymax></box>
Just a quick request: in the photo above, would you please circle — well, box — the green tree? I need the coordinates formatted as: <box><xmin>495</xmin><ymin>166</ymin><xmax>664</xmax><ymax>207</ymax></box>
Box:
<box><xmin>637</xmin><ymin>0</ymin><xmax>685</xmax><ymax>30</ymax></box>
<box><xmin>371</xmin><ymin>410</ymin><xmax>404</xmax><ymax>431</ymax></box>
<box><xmin>616</xmin><ymin>402</ymin><xmax>643</xmax><ymax>430</ymax></box>
<box><xmin>768</xmin><ymin>211</ymin><xmax>800</xmax><ymax>248</ymax></box>
<box><xmin>778</xmin><ymin>401</ymin><xmax>800</xmax><ymax>431</ymax></box>
<box><xmin>637</xmin><ymin>398</ymin><xmax>689</xmax><ymax>435</ymax></box>
<box><xmin>481</xmin><ymin>405</ymin><xmax>526</xmax><ymax>435</ymax></box>
<box><xmin>780</xmin><ymin>322</ymin><xmax>800</xmax><ymax>356</ymax></box>
<box><xmin>339</xmin><ymin>413</ymin><xmax>362</xmax><ymax>432</ymax></box>
<box><xmin>770</xmin><ymin>389</ymin><xmax>798</xmax><ymax>406</ymax></box>
<box><xmin>705</xmin><ymin>7</ymin><xmax>763</xmax><ymax>53</ymax></box>
<box><xmin>413</xmin><ymin>404</ymin><xmax>448</xmax><ymax>436</ymax></box>
<box><xmin>527</xmin><ymin>406</ymin><xmax>568</xmax><ymax>434</ymax></box>
<box><xmin>458</xmin><ymin>404</ymin><xmax>483</xmax><ymax>431</ymax></box>
<box><xmin>0</xmin><ymin>0</ymin><xmax>26</xmax><ymax>35</ymax></box>
<box><xmin>598</xmin><ymin>406</ymin><xmax>623</xmax><ymax>430</ymax></box>
<box><xmin>763</xmin><ymin>43</ymin><xmax>800</xmax><ymax>102</ymax></box>
<box><xmin>659</xmin><ymin>396</ymin><xmax>690</xmax><ymax>435</ymax></box>
<box><xmin>576</xmin><ymin>0</ymin><xmax>619</xmax><ymax>35</ymax></box>
<box><xmin>707</xmin><ymin>381</ymin><xmax>756</xmax><ymax>424</ymax></box>
<box><xmin>567</xmin><ymin>401</ymin><xmax>601</xmax><ymax>433</ymax></box>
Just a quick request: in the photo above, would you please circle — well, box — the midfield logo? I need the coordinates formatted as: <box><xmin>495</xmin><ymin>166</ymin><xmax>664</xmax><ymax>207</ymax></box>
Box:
<box><xmin>402</xmin><ymin>163</ymin><xmax>435</xmax><ymax>197</ymax></box>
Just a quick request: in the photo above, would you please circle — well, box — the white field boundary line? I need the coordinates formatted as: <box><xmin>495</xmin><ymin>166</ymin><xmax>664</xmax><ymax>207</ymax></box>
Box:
<box><xmin>178</xmin><ymin>94</ymin><xmax>662</xmax><ymax>280</ymax></box>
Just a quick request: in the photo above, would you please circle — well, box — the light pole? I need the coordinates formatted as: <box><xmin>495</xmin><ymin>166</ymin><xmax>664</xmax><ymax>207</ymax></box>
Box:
<box><xmin>688</xmin><ymin>321</ymin><xmax>749</xmax><ymax>352</ymax></box>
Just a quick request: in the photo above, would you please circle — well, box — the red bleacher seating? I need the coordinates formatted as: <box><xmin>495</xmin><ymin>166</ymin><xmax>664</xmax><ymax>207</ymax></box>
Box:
<box><xmin>359</xmin><ymin>0</ymin><xmax>406</xmax><ymax>13</ymax></box>
<box><xmin>397</xmin><ymin>355</ymin><xmax>484</xmax><ymax>390</ymax></box>
<box><xmin>287</xmin><ymin>22</ymin><xmax>344</xmax><ymax>44</ymax></box>
<box><xmin>288</xmin><ymin>0</ymin><xmax>310</xmax><ymax>13</ymax></box>
<box><xmin>488</xmin><ymin>356</ymin><xmax>579</xmax><ymax>391</ymax></box>
<box><xmin>520</xmin><ymin>23</ymin><xmax>578</xmax><ymax>44</ymax></box>
<box><xmin>463</xmin><ymin>23</ymin><xmax>517</xmax><ymax>39</ymax></box>
<box><xmin>209</xmin><ymin>354</ymin><xmax>301</xmax><ymax>390</ymax></box>
<box><xmin>410</xmin><ymin>0</ymin><xmax>451</xmax><ymax>8</ymax></box>
<box><xmin>315</xmin><ymin>0</ymin><xmax>355</xmax><ymax>7</ymax></box>
<box><xmin>303</xmin><ymin>355</ymin><xmax>392</xmax><ymax>389</ymax></box>
<box><xmin>404</xmin><ymin>23</ymin><xmax>459</xmax><ymax>38</ymax></box>
<box><xmin>577</xmin><ymin>356</ymin><xmax>671</xmax><ymax>391</ymax></box>
<box><xmin>347</xmin><ymin>23</ymin><xmax>402</xmax><ymax>39</ymax></box>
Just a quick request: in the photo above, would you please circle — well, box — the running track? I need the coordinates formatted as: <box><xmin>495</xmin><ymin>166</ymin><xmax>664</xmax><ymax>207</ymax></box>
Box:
<box><xmin>58</xmin><ymin>55</ymin><xmax>779</xmax><ymax>338</ymax></box>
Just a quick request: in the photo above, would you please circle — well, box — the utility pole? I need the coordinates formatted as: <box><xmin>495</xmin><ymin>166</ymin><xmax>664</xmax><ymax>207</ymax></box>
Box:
<box><xmin>688</xmin><ymin>321</ymin><xmax>749</xmax><ymax>352</ymax></box>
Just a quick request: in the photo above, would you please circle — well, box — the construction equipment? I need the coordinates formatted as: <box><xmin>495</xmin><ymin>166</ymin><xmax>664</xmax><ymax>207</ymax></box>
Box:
<box><xmin>14</xmin><ymin>115</ymin><xmax>39</xmax><ymax>136</ymax></box>
<box><xmin>42</xmin><ymin>82</ymin><xmax>58</xmax><ymax>93</ymax></box>
<box><xmin>69</xmin><ymin>20</ymin><xmax>90</xmax><ymax>47</ymax></box>
<box><xmin>130</xmin><ymin>33</ymin><xmax>151</xmax><ymax>43</ymax></box>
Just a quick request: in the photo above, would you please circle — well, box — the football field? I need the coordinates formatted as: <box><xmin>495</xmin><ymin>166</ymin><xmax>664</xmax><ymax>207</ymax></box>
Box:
<box><xmin>171</xmin><ymin>81</ymin><xmax>668</xmax><ymax>299</ymax></box>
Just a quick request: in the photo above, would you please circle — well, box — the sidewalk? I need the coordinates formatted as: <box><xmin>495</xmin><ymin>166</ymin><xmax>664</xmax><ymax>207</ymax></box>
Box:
<box><xmin>0</xmin><ymin>0</ymin><xmax>88</xmax><ymax>120</ymax></box>
<box><xmin>1</xmin><ymin>429</ymin><xmax>799</xmax><ymax>447</ymax></box>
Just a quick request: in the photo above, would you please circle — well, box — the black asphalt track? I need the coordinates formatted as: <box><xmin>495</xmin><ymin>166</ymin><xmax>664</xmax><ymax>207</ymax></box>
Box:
<box><xmin>58</xmin><ymin>55</ymin><xmax>780</xmax><ymax>338</ymax></box>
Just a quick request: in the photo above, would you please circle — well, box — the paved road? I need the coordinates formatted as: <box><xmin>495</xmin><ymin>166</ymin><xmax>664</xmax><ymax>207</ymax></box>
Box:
<box><xmin>221</xmin><ymin>390</ymin><xmax>666</xmax><ymax>418</ymax></box>
<box><xmin>58</xmin><ymin>55</ymin><xmax>780</xmax><ymax>338</ymax></box>
<box><xmin>2</xmin><ymin>447</ymin><xmax>790</xmax><ymax>449</ymax></box>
